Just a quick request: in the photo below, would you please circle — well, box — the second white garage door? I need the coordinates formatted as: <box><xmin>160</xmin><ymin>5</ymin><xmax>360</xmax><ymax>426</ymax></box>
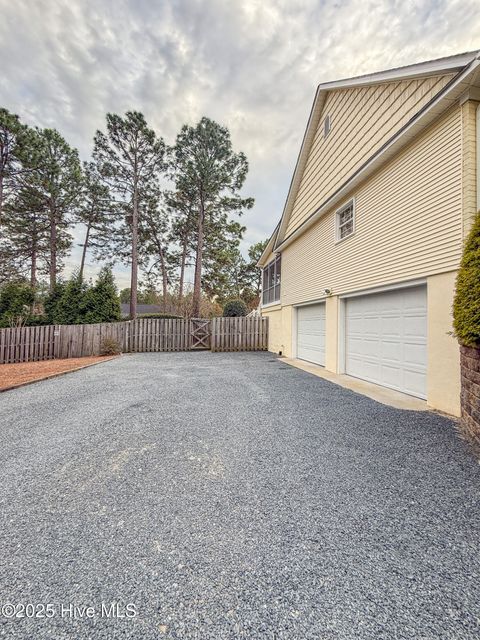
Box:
<box><xmin>297</xmin><ymin>303</ymin><xmax>326</xmax><ymax>366</ymax></box>
<box><xmin>345</xmin><ymin>286</ymin><xmax>427</xmax><ymax>398</ymax></box>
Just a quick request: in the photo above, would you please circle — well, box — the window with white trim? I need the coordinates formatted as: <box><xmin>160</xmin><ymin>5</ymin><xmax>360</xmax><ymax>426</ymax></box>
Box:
<box><xmin>262</xmin><ymin>255</ymin><xmax>281</xmax><ymax>305</ymax></box>
<box><xmin>336</xmin><ymin>200</ymin><xmax>355</xmax><ymax>241</ymax></box>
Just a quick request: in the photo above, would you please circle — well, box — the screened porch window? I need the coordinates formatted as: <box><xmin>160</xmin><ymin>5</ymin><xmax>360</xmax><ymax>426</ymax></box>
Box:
<box><xmin>262</xmin><ymin>255</ymin><xmax>281</xmax><ymax>305</ymax></box>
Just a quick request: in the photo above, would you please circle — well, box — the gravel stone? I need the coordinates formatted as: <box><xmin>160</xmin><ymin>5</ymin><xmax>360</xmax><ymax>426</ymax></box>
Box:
<box><xmin>0</xmin><ymin>351</ymin><xmax>479</xmax><ymax>639</ymax></box>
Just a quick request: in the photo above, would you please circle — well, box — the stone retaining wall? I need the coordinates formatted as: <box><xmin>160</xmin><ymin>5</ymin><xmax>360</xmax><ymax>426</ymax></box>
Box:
<box><xmin>460</xmin><ymin>345</ymin><xmax>480</xmax><ymax>451</ymax></box>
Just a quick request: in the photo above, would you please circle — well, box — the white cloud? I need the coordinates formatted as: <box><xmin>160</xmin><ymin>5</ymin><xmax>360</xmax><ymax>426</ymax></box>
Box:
<box><xmin>1</xmin><ymin>0</ymin><xmax>479</xmax><ymax>283</ymax></box>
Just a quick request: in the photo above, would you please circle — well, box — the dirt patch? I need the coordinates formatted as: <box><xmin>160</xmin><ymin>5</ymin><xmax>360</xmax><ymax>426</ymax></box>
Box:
<box><xmin>0</xmin><ymin>356</ymin><xmax>117</xmax><ymax>391</ymax></box>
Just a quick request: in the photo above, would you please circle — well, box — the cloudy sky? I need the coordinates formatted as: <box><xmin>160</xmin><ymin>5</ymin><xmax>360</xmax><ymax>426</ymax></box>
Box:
<box><xmin>1</xmin><ymin>0</ymin><xmax>479</xmax><ymax>287</ymax></box>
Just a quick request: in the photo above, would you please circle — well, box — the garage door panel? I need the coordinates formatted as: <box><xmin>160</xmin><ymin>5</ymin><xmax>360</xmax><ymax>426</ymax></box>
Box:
<box><xmin>404</xmin><ymin>343</ymin><xmax>427</xmax><ymax>366</ymax></box>
<box><xmin>347</xmin><ymin>338</ymin><xmax>376</xmax><ymax>359</ymax></box>
<box><xmin>381</xmin><ymin>364</ymin><xmax>404</xmax><ymax>388</ymax></box>
<box><xmin>381</xmin><ymin>341</ymin><xmax>402</xmax><ymax>361</ymax></box>
<box><xmin>404</xmin><ymin>315</ymin><xmax>427</xmax><ymax>336</ymax></box>
<box><xmin>404</xmin><ymin>370</ymin><xmax>426</xmax><ymax>396</ymax></box>
<box><xmin>297</xmin><ymin>303</ymin><xmax>325</xmax><ymax>366</ymax></box>
<box><xmin>359</xmin><ymin>360</ymin><xmax>381</xmax><ymax>380</ymax></box>
<box><xmin>349</xmin><ymin>316</ymin><xmax>382</xmax><ymax>335</ymax></box>
<box><xmin>381</xmin><ymin>316</ymin><xmax>403</xmax><ymax>335</ymax></box>
<box><xmin>346</xmin><ymin>286</ymin><xmax>427</xmax><ymax>399</ymax></box>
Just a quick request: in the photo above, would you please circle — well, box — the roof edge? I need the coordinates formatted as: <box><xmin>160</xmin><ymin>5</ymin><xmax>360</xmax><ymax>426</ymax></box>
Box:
<box><xmin>257</xmin><ymin>224</ymin><xmax>279</xmax><ymax>267</ymax></box>
<box><xmin>318</xmin><ymin>50</ymin><xmax>479</xmax><ymax>90</ymax></box>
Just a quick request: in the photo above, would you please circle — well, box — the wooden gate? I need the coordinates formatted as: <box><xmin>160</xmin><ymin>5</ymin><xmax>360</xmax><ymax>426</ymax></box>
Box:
<box><xmin>190</xmin><ymin>318</ymin><xmax>211</xmax><ymax>350</ymax></box>
<box><xmin>190</xmin><ymin>318</ymin><xmax>210</xmax><ymax>349</ymax></box>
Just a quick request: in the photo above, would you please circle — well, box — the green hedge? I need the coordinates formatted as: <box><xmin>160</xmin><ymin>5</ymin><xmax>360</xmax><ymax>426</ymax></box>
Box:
<box><xmin>453</xmin><ymin>211</ymin><xmax>480</xmax><ymax>347</ymax></box>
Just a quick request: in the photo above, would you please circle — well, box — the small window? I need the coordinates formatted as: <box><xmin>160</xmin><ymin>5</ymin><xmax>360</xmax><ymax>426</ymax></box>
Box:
<box><xmin>324</xmin><ymin>115</ymin><xmax>331</xmax><ymax>138</ymax></box>
<box><xmin>336</xmin><ymin>200</ymin><xmax>355</xmax><ymax>241</ymax></box>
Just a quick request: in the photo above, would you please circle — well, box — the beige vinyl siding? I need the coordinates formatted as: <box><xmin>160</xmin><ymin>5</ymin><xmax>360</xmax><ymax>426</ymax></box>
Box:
<box><xmin>282</xmin><ymin>106</ymin><xmax>462</xmax><ymax>305</ymax></box>
<box><xmin>285</xmin><ymin>74</ymin><xmax>455</xmax><ymax>237</ymax></box>
<box><xmin>461</xmin><ymin>100</ymin><xmax>478</xmax><ymax>235</ymax></box>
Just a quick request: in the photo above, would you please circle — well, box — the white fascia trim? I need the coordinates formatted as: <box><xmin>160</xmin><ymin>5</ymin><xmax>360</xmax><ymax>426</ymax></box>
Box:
<box><xmin>274</xmin><ymin>88</ymin><xmax>326</xmax><ymax>248</ymax></box>
<box><xmin>338</xmin><ymin>278</ymin><xmax>427</xmax><ymax>300</ymax></box>
<box><xmin>319</xmin><ymin>51</ymin><xmax>478</xmax><ymax>90</ymax></box>
<box><xmin>257</xmin><ymin>226</ymin><xmax>279</xmax><ymax>267</ymax></box>
<box><xmin>275</xmin><ymin>56</ymin><xmax>480</xmax><ymax>253</ymax></box>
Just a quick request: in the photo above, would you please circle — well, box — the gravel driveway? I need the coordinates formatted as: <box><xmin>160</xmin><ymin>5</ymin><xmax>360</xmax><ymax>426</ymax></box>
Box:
<box><xmin>1</xmin><ymin>351</ymin><xmax>479</xmax><ymax>639</ymax></box>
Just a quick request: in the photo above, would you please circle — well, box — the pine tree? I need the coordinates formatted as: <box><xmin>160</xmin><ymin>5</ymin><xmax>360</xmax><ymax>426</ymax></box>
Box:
<box><xmin>139</xmin><ymin>187</ymin><xmax>173</xmax><ymax>299</ymax></box>
<box><xmin>169</xmin><ymin>117</ymin><xmax>253</xmax><ymax>317</ymax></box>
<box><xmin>245</xmin><ymin>239</ymin><xmax>268</xmax><ymax>300</ymax></box>
<box><xmin>0</xmin><ymin>108</ymin><xmax>39</xmax><ymax>225</ymax></box>
<box><xmin>202</xmin><ymin>218</ymin><xmax>246</xmax><ymax>304</ymax></box>
<box><xmin>77</xmin><ymin>161</ymin><xmax>115</xmax><ymax>280</ymax></box>
<box><xmin>2</xmin><ymin>184</ymin><xmax>49</xmax><ymax>287</ymax></box>
<box><xmin>93</xmin><ymin>111</ymin><xmax>166</xmax><ymax>319</ymax></box>
<box><xmin>44</xmin><ymin>281</ymin><xmax>66</xmax><ymax>324</ymax></box>
<box><xmin>53</xmin><ymin>273</ymin><xmax>87</xmax><ymax>325</ymax></box>
<box><xmin>82</xmin><ymin>266</ymin><xmax>121</xmax><ymax>323</ymax></box>
<box><xmin>165</xmin><ymin>187</ymin><xmax>197</xmax><ymax>299</ymax></box>
<box><xmin>32</xmin><ymin>129</ymin><xmax>83</xmax><ymax>290</ymax></box>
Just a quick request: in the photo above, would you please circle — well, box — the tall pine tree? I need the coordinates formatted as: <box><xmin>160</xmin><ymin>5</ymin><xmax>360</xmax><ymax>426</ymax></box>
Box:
<box><xmin>0</xmin><ymin>108</ymin><xmax>38</xmax><ymax>225</ymax></box>
<box><xmin>2</xmin><ymin>184</ymin><xmax>49</xmax><ymax>287</ymax></box>
<box><xmin>93</xmin><ymin>112</ymin><xmax>166</xmax><ymax>318</ymax></box>
<box><xmin>77</xmin><ymin>161</ymin><xmax>115</xmax><ymax>280</ymax></box>
<box><xmin>32</xmin><ymin>129</ymin><xmax>82</xmax><ymax>290</ymax></box>
<box><xmin>169</xmin><ymin>118</ymin><xmax>253</xmax><ymax>317</ymax></box>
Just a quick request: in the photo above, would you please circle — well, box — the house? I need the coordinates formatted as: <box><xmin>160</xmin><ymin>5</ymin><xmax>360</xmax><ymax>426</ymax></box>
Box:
<box><xmin>259</xmin><ymin>51</ymin><xmax>480</xmax><ymax>416</ymax></box>
<box><xmin>120</xmin><ymin>303</ymin><xmax>168</xmax><ymax>318</ymax></box>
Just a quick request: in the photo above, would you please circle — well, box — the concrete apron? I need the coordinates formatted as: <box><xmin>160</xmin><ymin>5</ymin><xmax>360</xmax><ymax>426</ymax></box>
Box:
<box><xmin>281</xmin><ymin>357</ymin><xmax>429</xmax><ymax>412</ymax></box>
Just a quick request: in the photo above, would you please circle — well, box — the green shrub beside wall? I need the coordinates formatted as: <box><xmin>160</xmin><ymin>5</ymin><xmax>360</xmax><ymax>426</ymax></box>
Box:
<box><xmin>453</xmin><ymin>211</ymin><xmax>480</xmax><ymax>347</ymax></box>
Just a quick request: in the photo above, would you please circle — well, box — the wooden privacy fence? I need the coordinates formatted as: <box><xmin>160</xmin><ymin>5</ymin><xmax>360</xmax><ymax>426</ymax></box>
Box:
<box><xmin>0</xmin><ymin>316</ymin><xmax>269</xmax><ymax>364</ymax></box>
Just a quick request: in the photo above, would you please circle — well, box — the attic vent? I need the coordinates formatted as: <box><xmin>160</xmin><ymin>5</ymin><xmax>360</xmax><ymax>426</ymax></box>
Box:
<box><xmin>323</xmin><ymin>114</ymin><xmax>331</xmax><ymax>138</ymax></box>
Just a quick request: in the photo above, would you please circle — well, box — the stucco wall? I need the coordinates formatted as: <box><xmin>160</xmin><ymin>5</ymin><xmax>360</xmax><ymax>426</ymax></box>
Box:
<box><xmin>427</xmin><ymin>271</ymin><xmax>461</xmax><ymax>416</ymax></box>
<box><xmin>262</xmin><ymin>305</ymin><xmax>293</xmax><ymax>356</ymax></box>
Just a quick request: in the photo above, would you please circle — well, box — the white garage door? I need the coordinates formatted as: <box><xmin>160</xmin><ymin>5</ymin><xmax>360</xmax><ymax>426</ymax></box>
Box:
<box><xmin>345</xmin><ymin>286</ymin><xmax>427</xmax><ymax>398</ymax></box>
<box><xmin>297</xmin><ymin>303</ymin><xmax>326</xmax><ymax>366</ymax></box>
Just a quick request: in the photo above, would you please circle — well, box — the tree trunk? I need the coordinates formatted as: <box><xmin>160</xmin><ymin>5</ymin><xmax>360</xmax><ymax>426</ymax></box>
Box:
<box><xmin>49</xmin><ymin>205</ymin><xmax>57</xmax><ymax>291</ymax></box>
<box><xmin>79</xmin><ymin>222</ymin><xmax>91</xmax><ymax>281</ymax></box>
<box><xmin>29</xmin><ymin>241</ymin><xmax>37</xmax><ymax>314</ymax></box>
<box><xmin>149</xmin><ymin>226</ymin><xmax>169</xmax><ymax>302</ymax></box>
<box><xmin>0</xmin><ymin>176</ymin><xmax>3</xmax><ymax>227</ymax></box>
<box><xmin>160</xmin><ymin>252</ymin><xmax>168</xmax><ymax>300</ymax></box>
<box><xmin>192</xmin><ymin>201</ymin><xmax>205</xmax><ymax>318</ymax></box>
<box><xmin>130</xmin><ymin>185</ymin><xmax>138</xmax><ymax>319</ymax></box>
<box><xmin>179</xmin><ymin>239</ymin><xmax>188</xmax><ymax>299</ymax></box>
<box><xmin>30</xmin><ymin>246</ymin><xmax>37</xmax><ymax>289</ymax></box>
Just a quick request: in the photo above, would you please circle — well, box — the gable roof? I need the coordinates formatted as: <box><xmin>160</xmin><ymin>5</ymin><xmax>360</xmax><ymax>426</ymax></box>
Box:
<box><xmin>273</xmin><ymin>50</ymin><xmax>480</xmax><ymax>253</ymax></box>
